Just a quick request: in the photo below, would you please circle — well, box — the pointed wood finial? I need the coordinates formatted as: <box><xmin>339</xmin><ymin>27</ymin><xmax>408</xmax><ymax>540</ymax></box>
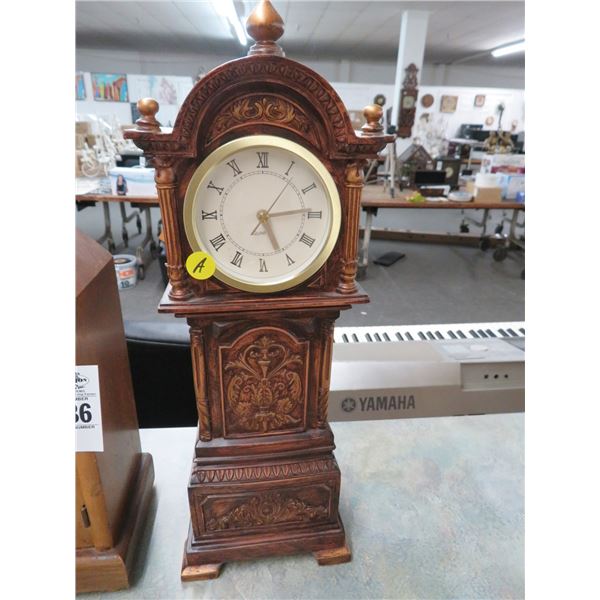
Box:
<box><xmin>246</xmin><ymin>0</ymin><xmax>285</xmax><ymax>57</ymax></box>
<box><xmin>135</xmin><ymin>97</ymin><xmax>161</xmax><ymax>131</ymax></box>
<box><xmin>361</xmin><ymin>104</ymin><xmax>384</xmax><ymax>135</ymax></box>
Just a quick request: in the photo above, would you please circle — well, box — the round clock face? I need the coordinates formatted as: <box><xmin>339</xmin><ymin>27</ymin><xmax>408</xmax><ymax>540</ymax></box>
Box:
<box><xmin>183</xmin><ymin>135</ymin><xmax>341</xmax><ymax>293</ymax></box>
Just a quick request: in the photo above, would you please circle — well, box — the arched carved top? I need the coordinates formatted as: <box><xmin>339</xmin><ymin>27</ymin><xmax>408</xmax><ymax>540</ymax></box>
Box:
<box><xmin>125</xmin><ymin>55</ymin><xmax>391</xmax><ymax>159</ymax></box>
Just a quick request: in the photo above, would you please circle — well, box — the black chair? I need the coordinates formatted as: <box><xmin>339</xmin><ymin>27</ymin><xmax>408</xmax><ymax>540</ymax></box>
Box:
<box><xmin>125</xmin><ymin>320</ymin><xmax>196</xmax><ymax>428</ymax></box>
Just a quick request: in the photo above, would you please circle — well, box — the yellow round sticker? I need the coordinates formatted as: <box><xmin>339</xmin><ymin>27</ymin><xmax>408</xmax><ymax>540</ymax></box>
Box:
<box><xmin>185</xmin><ymin>251</ymin><xmax>216</xmax><ymax>280</ymax></box>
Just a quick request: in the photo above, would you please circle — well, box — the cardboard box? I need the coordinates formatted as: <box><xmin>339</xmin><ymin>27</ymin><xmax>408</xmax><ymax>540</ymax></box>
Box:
<box><xmin>85</xmin><ymin>134</ymin><xmax>97</xmax><ymax>148</ymax></box>
<box><xmin>75</xmin><ymin>152</ymin><xmax>83</xmax><ymax>177</ymax></box>
<box><xmin>75</xmin><ymin>134</ymin><xmax>86</xmax><ymax>150</ymax></box>
<box><xmin>76</xmin><ymin>121</ymin><xmax>91</xmax><ymax>135</ymax></box>
<box><xmin>474</xmin><ymin>186</ymin><xmax>502</xmax><ymax>203</ymax></box>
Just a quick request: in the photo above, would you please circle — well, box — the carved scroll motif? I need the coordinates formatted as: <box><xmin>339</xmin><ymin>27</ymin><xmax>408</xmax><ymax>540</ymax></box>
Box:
<box><xmin>222</xmin><ymin>331</ymin><xmax>308</xmax><ymax>436</ymax></box>
<box><xmin>205</xmin><ymin>492</ymin><xmax>328</xmax><ymax>531</ymax></box>
<box><xmin>207</xmin><ymin>95</ymin><xmax>313</xmax><ymax>144</ymax></box>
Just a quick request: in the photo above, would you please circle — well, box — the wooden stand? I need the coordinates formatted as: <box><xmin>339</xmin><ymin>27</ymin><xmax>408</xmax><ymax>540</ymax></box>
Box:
<box><xmin>76</xmin><ymin>231</ymin><xmax>155</xmax><ymax>593</ymax></box>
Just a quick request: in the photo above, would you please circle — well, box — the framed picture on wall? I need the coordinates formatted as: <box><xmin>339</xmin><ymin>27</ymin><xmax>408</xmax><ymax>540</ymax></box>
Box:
<box><xmin>474</xmin><ymin>94</ymin><xmax>486</xmax><ymax>107</ymax></box>
<box><xmin>76</xmin><ymin>73</ymin><xmax>86</xmax><ymax>101</ymax></box>
<box><xmin>130</xmin><ymin>102</ymin><xmax>141</xmax><ymax>124</ymax></box>
<box><xmin>91</xmin><ymin>73</ymin><xmax>129</xmax><ymax>102</ymax></box>
<box><xmin>440</xmin><ymin>95</ymin><xmax>458</xmax><ymax>113</ymax></box>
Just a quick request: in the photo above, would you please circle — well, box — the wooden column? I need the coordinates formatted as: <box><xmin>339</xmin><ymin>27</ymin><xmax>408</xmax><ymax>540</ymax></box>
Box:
<box><xmin>337</xmin><ymin>161</ymin><xmax>364</xmax><ymax>295</ymax></box>
<box><xmin>154</xmin><ymin>158</ymin><xmax>192</xmax><ymax>300</ymax></box>
<box><xmin>317</xmin><ymin>318</ymin><xmax>336</xmax><ymax>428</ymax></box>
<box><xmin>190</xmin><ymin>327</ymin><xmax>212</xmax><ymax>441</ymax></box>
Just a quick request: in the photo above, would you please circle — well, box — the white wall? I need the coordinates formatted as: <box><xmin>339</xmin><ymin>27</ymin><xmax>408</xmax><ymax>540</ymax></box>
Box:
<box><xmin>333</xmin><ymin>82</ymin><xmax>524</xmax><ymax>139</ymax></box>
<box><xmin>76</xmin><ymin>47</ymin><xmax>524</xmax><ymax>89</ymax></box>
<box><xmin>76</xmin><ymin>71</ymin><xmax>192</xmax><ymax>127</ymax></box>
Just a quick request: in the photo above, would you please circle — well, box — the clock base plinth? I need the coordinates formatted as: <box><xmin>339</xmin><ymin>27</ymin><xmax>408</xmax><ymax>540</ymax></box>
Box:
<box><xmin>181</xmin><ymin>516</ymin><xmax>349</xmax><ymax>580</ymax></box>
<box><xmin>182</xmin><ymin>437</ymin><xmax>350</xmax><ymax>579</ymax></box>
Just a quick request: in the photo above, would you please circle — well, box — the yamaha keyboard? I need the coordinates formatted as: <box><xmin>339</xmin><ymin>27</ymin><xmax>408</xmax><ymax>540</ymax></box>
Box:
<box><xmin>329</xmin><ymin>321</ymin><xmax>524</xmax><ymax>422</ymax></box>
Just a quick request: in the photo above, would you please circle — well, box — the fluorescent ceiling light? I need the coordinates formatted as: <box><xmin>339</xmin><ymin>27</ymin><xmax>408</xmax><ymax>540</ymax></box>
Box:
<box><xmin>210</xmin><ymin>0</ymin><xmax>247</xmax><ymax>46</ymax></box>
<box><xmin>491</xmin><ymin>41</ymin><xmax>525</xmax><ymax>58</ymax></box>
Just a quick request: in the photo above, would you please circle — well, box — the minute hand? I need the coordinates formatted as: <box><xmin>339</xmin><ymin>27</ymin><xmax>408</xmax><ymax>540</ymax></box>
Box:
<box><xmin>268</xmin><ymin>208</ymin><xmax>312</xmax><ymax>217</ymax></box>
<box><xmin>251</xmin><ymin>178</ymin><xmax>293</xmax><ymax>235</ymax></box>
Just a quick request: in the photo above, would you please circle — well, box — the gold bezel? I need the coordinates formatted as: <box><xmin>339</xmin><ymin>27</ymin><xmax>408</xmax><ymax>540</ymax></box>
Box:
<box><xmin>183</xmin><ymin>135</ymin><xmax>341</xmax><ymax>293</ymax></box>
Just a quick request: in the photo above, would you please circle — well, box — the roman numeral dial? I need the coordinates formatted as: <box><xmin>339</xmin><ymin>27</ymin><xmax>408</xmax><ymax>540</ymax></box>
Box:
<box><xmin>184</xmin><ymin>136</ymin><xmax>341</xmax><ymax>293</ymax></box>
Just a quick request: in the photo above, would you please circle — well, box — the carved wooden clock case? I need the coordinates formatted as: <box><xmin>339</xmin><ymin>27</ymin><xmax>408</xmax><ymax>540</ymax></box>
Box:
<box><xmin>125</xmin><ymin>0</ymin><xmax>391</xmax><ymax>580</ymax></box>
<box><xmin>397</xmin><ymin>63</ymin><xmax>419</xmax><ymax>138</ymax></box>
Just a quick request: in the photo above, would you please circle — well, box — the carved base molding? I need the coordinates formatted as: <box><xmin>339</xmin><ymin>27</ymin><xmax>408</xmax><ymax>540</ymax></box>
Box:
<box><xmin>182</xmin><ymin>446</ymin><xmax>348</xmax><ymax>577</ymax></box>
<box><xmin>182</xmin><ymin>514</ymin><xmax>348</xmax><ymax>574</ymax></box>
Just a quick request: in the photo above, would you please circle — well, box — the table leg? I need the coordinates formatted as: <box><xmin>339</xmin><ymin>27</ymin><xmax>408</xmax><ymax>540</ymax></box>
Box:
<box><xmin>358</xmin><ymin>209</ymin><xmax>374</xmax><ymax>279</ymax></box>
<box><xmin>96</xmin><ymin>201</ymin><xmax>115</xmax><ymax>253</ymax></box>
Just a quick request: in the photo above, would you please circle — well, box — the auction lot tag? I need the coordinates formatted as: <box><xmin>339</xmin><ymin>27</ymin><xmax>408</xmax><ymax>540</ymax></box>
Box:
<box><xmin>186</xmin><ymin>251</ymin><xmax>216</xmax><ymax>280</ymax></box>
<box><xmin>75</xmin><ymin>365</ymin><xmax>104</xmax><ymax>452</ymax></box>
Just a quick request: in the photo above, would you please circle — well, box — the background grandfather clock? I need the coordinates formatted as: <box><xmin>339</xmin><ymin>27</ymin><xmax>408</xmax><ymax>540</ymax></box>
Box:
<box><xmin>125</xmin><ymin>0</ymin><xmax>391</xmax><ymax>580</ymax></box>
<box><xmin>397</xmin><ymin>63</ymin><xmax>419</xmax><ymax>138</ymax></box>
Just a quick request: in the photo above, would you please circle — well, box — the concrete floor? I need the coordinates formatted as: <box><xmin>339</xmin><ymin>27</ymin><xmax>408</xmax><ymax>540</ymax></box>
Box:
<box><xmin>75</xmin><ymin>202</ymin><xmax>524</xmax><ymax>326</ymax></box>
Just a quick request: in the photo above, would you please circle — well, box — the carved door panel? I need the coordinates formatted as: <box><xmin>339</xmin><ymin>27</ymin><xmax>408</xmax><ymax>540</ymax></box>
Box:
<box><xmin>218</xmin><ymin>326</ymin><xmax>310</xmax><ymax>438</ymax></box>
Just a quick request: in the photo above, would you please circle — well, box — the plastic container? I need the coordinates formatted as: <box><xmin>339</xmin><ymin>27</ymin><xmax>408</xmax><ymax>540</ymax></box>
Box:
<box><xmin>113</xmin><ymin>254</ymin><xmax>138</xmax><ymax>290</ymax></box>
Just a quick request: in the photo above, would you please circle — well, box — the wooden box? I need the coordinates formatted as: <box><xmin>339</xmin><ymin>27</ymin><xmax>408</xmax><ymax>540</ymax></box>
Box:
<box><xmin>75</xmin><ymin>231</ymin><xmax>155</xmax><ymax>593</ymax></box>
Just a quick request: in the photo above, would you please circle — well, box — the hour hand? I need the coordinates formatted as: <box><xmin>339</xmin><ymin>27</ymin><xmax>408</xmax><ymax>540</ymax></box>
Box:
<box><xmin>262</xmin><ymin>218</ymin><xmax>280</xmax><ymax>251</ymax></box>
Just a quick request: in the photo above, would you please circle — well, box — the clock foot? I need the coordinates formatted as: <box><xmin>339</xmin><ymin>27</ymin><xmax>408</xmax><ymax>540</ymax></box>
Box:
<box><xmin>181</xmin><ymin>562</ymin><xmax>224</xmax><ymax>581</ymax></box>
<box><xmin>313</xmin><ymin>542</ymin><xmax>352</xmax><ymax>566</ymax></box>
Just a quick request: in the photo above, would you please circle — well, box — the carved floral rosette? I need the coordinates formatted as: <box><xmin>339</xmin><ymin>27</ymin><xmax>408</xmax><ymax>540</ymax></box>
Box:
<box><xmin>220</xmin><ymin>329</ymin><xmax>308</xmax><ymax>436</ymax></box>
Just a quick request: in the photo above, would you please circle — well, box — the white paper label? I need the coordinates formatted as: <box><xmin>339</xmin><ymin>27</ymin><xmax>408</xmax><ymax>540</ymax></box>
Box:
<box><xmin>75</xmin><ymin>365</ymin><xmax>104</xmax><ymax>452</ymax></box>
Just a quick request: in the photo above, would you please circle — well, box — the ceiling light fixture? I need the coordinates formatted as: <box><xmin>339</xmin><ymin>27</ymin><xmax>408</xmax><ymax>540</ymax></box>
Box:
<box><xmin>210</xmin><ymin>0</ymin><xmax>247</xmax><ymax>46</ymax></box>
<box><xmin>491</xmin><ymin>40</ymin><xmax>525</xmax><ymax>58</ymax></box>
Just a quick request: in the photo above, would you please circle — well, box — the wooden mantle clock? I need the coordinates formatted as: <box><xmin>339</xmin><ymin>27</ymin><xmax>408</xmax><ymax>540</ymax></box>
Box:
<box><xmin>125</xmin><ymin>0</ymin><xmax>391</xmax><ymax>580</ymax></box>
